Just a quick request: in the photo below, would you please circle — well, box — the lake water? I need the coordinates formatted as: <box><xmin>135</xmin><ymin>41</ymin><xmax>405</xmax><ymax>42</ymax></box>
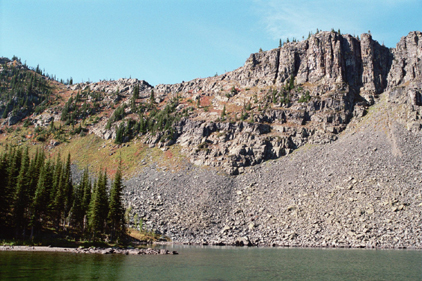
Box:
<box><xmin>1</xmin><ymin>245</ymin><xmax>421</xmax><ymax>280</ymax></box>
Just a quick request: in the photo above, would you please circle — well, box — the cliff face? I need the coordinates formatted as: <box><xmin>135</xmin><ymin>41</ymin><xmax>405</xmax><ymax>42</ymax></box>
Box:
<box><xmin>388</xmin><ymin>31</ymin><xmax>422</xmax><ymax>88</ymax></box>
<box><xmin>1</xmin><ymin>30</ymin><xmax>421</xmax><ymax>249</ymax></box>
<box><xmin>210</xmin><ymin>32</ymin><xmax>392</xmax><ymax>102</ymax></box>
<box><xmin>119</xmin><ymin>32</ymin><xmax>422</xmax><ymax>248</ymax></box>
<box><xmin>150</xmin><ymin>31</ymin><xmax>419</xmax><ymax>174</ymax></box>
<box><xmin>68</xmin><ymin>31</ymin><xmax>421</xmax><ymax>175</ymax></box>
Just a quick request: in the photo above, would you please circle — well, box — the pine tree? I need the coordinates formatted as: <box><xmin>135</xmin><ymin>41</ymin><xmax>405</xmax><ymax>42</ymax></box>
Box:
<box><xmin>51</xmin><ymin>155</ymin><xmax>64</xmax><ymax>228</ymax></box>
<box><xmin>28</xmin><ymin>149</ymin><xmax>43</xmax><ymax>196</ymax></box>
<box><xmin>108</xmin><ymin>161</ymin><xmax>125</xmax><ymax>241</ymax></box>
<box><xmin>149</xmin><ymin>90</ymin><xmax>155</xmax><ymax>110</ymax></box>
<box><xmin>115</xmin><ymin>123</ymin><xmax>124</xmax><ymax>144</ymax></box>
<box><xmin>7</xmin><ymin>148</ymin><xmax>22</xmax><ymax>197</ymax></box>
<box><xmin>12</xmin><ymin>147</ymin><xmax>30</xmax><ymax>238</ymax></box>
<box><xmin>289</xmin><ymin>74</ymin><xmax>295</xmax><ymax>90</ymax></box>
<box><xmin>89</xmin><ymin>170</ymin><xmax>109</xmax><ymax>240</ymax></box>
<box><xmin>81</xmin><ymin>167</ymin><xmax>91</xmax><ymax>232</ymax></box>
<box><xmin>0</xmin><ymin>150</ymin><xmax>10</xmax><ymax>228</ymax></box>
<box><xmin>31</xmin><ymin>159</ymin><xmax>54</xmax><ymax>235</ymax></box>
<box><xmin>69</xmin><ymin>182</ymin><xmax>84</xmax><ymax>232</ymax></box>
<box><xmin>133</xmin><ymin>84</ymin><xmax>139</xmax><ymax>100</ymax></box>
<box><xmin>63</xmin><ymin>153</ymin><xmax>73</xmax><ymax>222</ymax></box>
<box><xmin>50</xmin><ymin>154</ymin><xmax>62</xmax><ymax>202</ymax></box>
<box><xmin>221</xmin><ymin>105</ymin><xmax>226</xmax><ymax>118</ymax></box>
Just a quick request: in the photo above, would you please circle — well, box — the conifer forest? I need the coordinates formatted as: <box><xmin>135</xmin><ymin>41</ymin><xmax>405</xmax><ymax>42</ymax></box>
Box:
<box><xmin>0</xmin><ymin>146</ymin><xmax>126</xmax><ymax>243</ymax></box>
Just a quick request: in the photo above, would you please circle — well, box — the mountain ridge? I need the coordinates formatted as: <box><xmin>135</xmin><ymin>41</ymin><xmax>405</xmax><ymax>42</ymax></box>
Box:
<box><xmin>0</xmin><ymin>30</ymin><xmax>421</xmax><ymax>248</ymax></box>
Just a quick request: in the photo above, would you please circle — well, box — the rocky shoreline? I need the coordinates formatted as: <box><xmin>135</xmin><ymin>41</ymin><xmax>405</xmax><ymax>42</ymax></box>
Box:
<box><xmin>0</xmin><ymin>245</ymin><xmax>178</xmax><ymax>255</ymax></box>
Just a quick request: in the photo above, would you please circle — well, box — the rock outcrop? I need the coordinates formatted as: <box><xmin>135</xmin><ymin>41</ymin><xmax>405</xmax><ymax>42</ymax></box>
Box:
<box><xmin>2</xmin><ymin>30</ymin><xmax>421</xmax><ymax>250</ymax></box>
<box><xmin>119</xmin><ymin>31</ymin><xmax>422</xmax><ymax>249</ymax></box>
<box><xmin>73</xmin><ymin>31</ymin><xmax>421</xmax><ymax>175</ymax></box>
<box><xmin>123</xmin><ymin>91</ymin><xmax>422</xmax><ymax>249</ymax></box>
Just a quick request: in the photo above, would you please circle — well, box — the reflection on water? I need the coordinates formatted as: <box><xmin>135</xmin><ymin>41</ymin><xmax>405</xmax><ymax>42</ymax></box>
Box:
<box><xmin>1</xmin><ymin>245</ymin><xmax>421</xmax><ymax>280</ymax></box>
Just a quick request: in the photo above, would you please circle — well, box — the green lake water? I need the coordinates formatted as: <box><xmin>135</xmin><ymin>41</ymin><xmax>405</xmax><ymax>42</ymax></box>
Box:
<box><xmin>0</xmin><ymin>245</ymin><xmax>421</xmax><ymax>280</ymax></box>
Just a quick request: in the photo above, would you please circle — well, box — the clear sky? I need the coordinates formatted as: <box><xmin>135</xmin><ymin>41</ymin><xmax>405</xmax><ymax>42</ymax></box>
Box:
<box><xmin>1</xmin><ymin>0</ymin><xmax>421</xmax><ymax>86</ymax></box>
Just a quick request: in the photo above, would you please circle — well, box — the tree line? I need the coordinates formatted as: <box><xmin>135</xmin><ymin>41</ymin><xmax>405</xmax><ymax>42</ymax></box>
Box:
<box><xmin>0</xmin><ymin>62</ymin><xmax>52</xmax><ymax>119</ymax></box>
<box><xmin>106</xmin><ymin>88</ymin><xmax>186</xmax><ymax>144</ymax></box>
<box><xmin>0</xmin><ymin>146</ymin><xmax>126</xmax><ymax>242</ymax></box>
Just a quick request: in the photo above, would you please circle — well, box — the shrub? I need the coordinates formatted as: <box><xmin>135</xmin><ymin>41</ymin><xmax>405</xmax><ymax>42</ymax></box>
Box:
<box><xmin>298</xmin><ymin>91</ymin><xmax>311</xmax><ymax>103</ymax></box>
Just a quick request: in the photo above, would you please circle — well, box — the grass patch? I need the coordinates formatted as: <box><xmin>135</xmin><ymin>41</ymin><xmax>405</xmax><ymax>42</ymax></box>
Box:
<box><xmin>127</xmin><ymin>228</ymin><xmax>167</xmax><ymax>243</ymax></box>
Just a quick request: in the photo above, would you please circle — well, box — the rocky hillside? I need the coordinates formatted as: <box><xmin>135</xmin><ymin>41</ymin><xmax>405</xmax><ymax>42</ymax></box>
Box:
<box><xmin>123</xmin><ymin>90</ymin><xmax>422</xmax><ymax>248</ymax></box>
<box><xmin>0</xmin><ymin>30</ymin><xmax>421</xmax><ymax>248</ymax></box>
<box><xmin>123</xmin><ymin>31</ymin><xmax>422</xmax><ymax>248</ymax></box>
<box><xmin>43</xmin><ymin>31</ymin><xmax>415</xmax><ymax>176</ymax></box>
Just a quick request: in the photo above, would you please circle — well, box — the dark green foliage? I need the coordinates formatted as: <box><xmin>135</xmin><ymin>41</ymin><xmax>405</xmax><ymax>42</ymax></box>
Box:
<box><xmin>0</xmin><ymin>61</ymin><xmax>52</xmax><ymax>119</ymax></box>
<box><xmin>106</xmin><ymin>104</ymin><xmax>126</xmax><ymax>130</ymax></box>
<box><xmin>115</xmin><ymin>123</ymin><xmax>124</xmax><ymax>144</ymax></box>
<box><xmin>298</xmin><ymin>91</ymin><xmax>311</xmax><ymax>103</ymax></box>
<box><xmin>0</xmin><ymin>149</ymin><xmax>11</xmax><ymax>227</ymax></box>
<box><xmin>12</xmin><ymin>147</ymin><xmax>31</xmax><ymax>237</ymax></box>
<box><xmin>108</xmin><ymin>161</ymin><xmax>125</xmax><ymax>241</ymax></box>
<box><xmin>107</xmin><ymin>95</ymin><xmax>181</xmax><ymax>144</ymax></box>
<box><xmin>149</xmin><ymin>89</ymin><xmax>156</xmax><ymax>110</ymax></box>
<box><xmin>89</xmin><ymin>170</ymin><xmax>109</xmax><ymax>240</ymax></box>
<box><xmin>63</xmin><ymin>154</ymin><xmax>74</xmax><ymax>221</ymax></box>
<box><xmin>289</xmin><ymin>74</ymin><xmax>295</xmax><ymax>90</ymax></box>
<box><xmin>240</xmin><ymin>109</ymin><xmax>248</xmax><ymax>121</ymax></box>
<box><xmin>133</xmin><ymin>84</ymin><xmax>139</xmax><ymax>100</ymax></box>
<box><xmin>31</xmin><ymin>159</ymin><xmax>54</xmax><ymax>232</ymax></box>
<box><xmin>69</xmin><ymin>182</ymin><xmax>84</xmax><ymax>231</ymax></box>
<box><xmin>0</xmin><ymin>148</ymin><xmax>126</xmax><ymax>242</ymax></box>
<box><xmin>61</xmin><ymin>91</ymin><xmax>97</xmax><ymax>124</ymax></box>
<box><xmin>272</xmin><ymin>89</ymin><xmax>278</xmax><ymax>104</ymax></box>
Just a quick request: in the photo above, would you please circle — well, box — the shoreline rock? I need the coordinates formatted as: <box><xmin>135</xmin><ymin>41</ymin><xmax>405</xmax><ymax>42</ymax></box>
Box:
<box><xmin>0</xmin><ymin>245</ymin><xmax>178</xmax><ymax>255</ymax></box>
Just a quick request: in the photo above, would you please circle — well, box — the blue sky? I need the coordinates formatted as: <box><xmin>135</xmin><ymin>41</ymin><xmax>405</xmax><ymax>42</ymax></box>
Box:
<box><xmin>1</xmin><ymin>0</ymin><xmax>420</xmax><ymax>86</ymax></box>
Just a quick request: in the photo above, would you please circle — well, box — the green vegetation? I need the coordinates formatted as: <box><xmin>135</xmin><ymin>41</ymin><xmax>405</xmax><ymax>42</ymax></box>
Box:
<box><xmin>221</xmin><ymin>105</ymin><xmax>226</xmax><ymax>118</ymax></box>
<box><xmin>0</xmin><ymin>60</ymin><xmax>53</xmax><ymax>120</ymax></box>
<box><xmin>298</xmin><ymin>91</ymin><xmax>311</xmax><ymax>103</ymax></box>
<box><xmin>0</xmin><ymin>146</ymin><xmax>126</xmax><ymax>243</ymax></box>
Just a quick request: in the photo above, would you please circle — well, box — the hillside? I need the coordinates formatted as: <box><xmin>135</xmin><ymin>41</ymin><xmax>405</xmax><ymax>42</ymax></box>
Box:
<box><xmin>0</xmin><ymin>30</ymin><xmax>421</xmax><ymax>248</ymax></box>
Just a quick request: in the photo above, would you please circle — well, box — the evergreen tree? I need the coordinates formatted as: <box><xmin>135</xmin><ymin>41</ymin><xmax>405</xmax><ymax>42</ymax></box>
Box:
<box><xmin>28</xmin><ymin>149</ymin><xmax>44</xmax><ymax>196</ymax></box>
<box><xmin>133</xmin><ymin>84</ymin><xmax>139</xmax><ymax>100</ymax></box>
<box><xmin>289</xmin><ymin>74</ymin><xmax>295</xmax><ymax>90</ymax></box>
<box><xmin>7</xmin><ymin>148</ymin><xmax>22</xmax><ymax>197</ymax></box>
<box><xmin>12</xmin><ymin>147</ymin><xmax>30</xmax><ymax>238</ymax></box>
<box><xmin>50</xmin><ymin>154</ymin><xmax>62</xmax><ymax>205</ymax></box>
<box><xmin>31</xmin><ymin>159</ymin><xmax>54</xmax><ymax>235</ymax></box>
<box><xmin>63</xmin><ymin>154</ymin><xmax>73</xmax><ymax>221</ymax></box>
<box><xmin>51</xmin><ymin>155</ymin><xmax>64</xmax><ymax>228</ymax></box>
<box><xmin>149</xmin><ymin>89</ymin><xmax>155</xmax><ymax>104</ymax></box>
<box><xmin>69</xmin><ymin>182</ymin><xmax>84</xmax><ymax>232</ymax></box>
<box><xmin>149</xmin><ymin>90</ymin><xmax>155</xmax><ymax>110</ymax></box>
<box><xmin>81</xmin><ymin>167</ymin><xmax>92</xmax><ymax>232</ymax></box>
<box><xmin>115</xmin><ymin>123</ymin><xmax>124</xmax><ymax>144</ymax></box>
<box><xmin>108</xmin><ymin>161</ymin><xmax>125</xmax><ymax>241</ymax></box>
<box><xmin>89</xmin><ymin>170</ymin><xmax>109</xmax><ymax>240</ymax></box>
<box><xmin>0</xmin><ymin>150</ymin><xmax>10</xmax><ymax>227</ymax></box>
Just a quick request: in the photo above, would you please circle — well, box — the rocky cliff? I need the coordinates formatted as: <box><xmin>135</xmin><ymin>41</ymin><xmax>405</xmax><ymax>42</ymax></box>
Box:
<box><xmin>80</xmin><ymin>31</ymin><xmax>420</xmax><ymax>175</ymax></box>
<box><xmin>118</xmin><ymin>31</ymin><xmax>421</xmax><ymax>248</ymax></box>
<box><xmin>2</xmin><ymin>30</ymin><xmax>421</xmax><ymax>248</ymax></box>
